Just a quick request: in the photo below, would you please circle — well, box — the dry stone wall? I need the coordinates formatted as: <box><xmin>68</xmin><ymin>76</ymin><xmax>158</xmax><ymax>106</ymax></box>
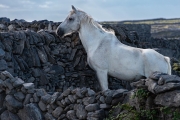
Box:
<box><xmin>0</xmin><ymin>18</ymin><xmax>180</xmax><ymax>93</ymax></box>
<box><xmin>0</xmin><ymin>18</ymin><xmax>154</xmax><ymax>92</ymax></box>
<box><xmin>1</xmin><ymin>70</ymin><xmax>180</xmax><ymax>120</ymax></box>
<box><xmin>0</xmin><ymin>18</ymin><xmax>180</xmax><ymax>91</ymax></box>
<box><xmin>0</xmin><ymin>71</ymin><xmax>128</xmax><ymax>120</ymax></box>
<box><xmin>0</xmin><ymin>17</ymin><xmax>180</xmax><ymax>119</ymax></box>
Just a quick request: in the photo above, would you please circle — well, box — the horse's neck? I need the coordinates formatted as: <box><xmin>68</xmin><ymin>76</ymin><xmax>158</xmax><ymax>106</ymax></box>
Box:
<box><xmin>78</xmin><ymin>22</ymin><xmax>104</xmax><ymax>54</ymax></box>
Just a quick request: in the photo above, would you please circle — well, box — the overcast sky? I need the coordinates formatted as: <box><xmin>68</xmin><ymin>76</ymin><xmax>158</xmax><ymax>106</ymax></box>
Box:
<box><xmin>0</xmin><ymin>0</ymin><xmax>180</xmax><ymax>22</ymax></box>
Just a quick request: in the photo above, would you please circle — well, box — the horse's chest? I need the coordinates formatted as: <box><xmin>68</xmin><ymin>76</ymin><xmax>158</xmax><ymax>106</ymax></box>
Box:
<box><xmin>87</xmin><ymin>53</ymin><xmax>108</xmax><ymax>71</ymax></box>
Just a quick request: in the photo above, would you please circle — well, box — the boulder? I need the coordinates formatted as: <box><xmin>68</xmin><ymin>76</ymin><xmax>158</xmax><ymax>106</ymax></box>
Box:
<box><xmin>38</xmin><ymin>101</ymin><xmax>47</xmax><ymax>112</ymax></box>
<box><xmin>14</xmin><ymin>92</ymin><xmax>25</xmax><ymax>102</ymax></box>
<box><xmin>18</xmin><ymin>103</ymin><xmax>43</xmax><ymax>120</ymax></box>
<box><xmin>5</xmin><ymin>95</ymin><xmax>23</xmax><ymax>110</ymax></box>
<box><xmin>75</xmin><ymin>104</ymin><xmax>87</xmax><ymax>119</ymax></box>
<box><xmin>0</xmin><ymin>59</ymin><xmax>7</xmax><ymax>71</ymax></box>
<box><xmin>145</xmin><ymin>78</ymin><xmax>180</xmax><ymax>94</ymax></box>
<box><xmin>1</xmin><ymin>110</ymin><xmax>20</xmax><ymax>120</ymax></box>
<box><xmin>85</xmin><ymin>103</ymin><xmax>100</xmax><ymax>112</ymax></box>
<box><xmin>52</xmin><ymin>106</ymin><xmax>63</xmax><ymax>118</ymax></box>
<box><xmin>66</xmin><ymin>110</ymin><xmax>77</xmax><ymax>120</ymax></box>
<box><xmin>44</xmin><ymin>113</ymin><xmax>56</xmax><ymax>120</ymax></box>
<box><xmin>154</xmin><ymin>90</ymin><xmax>180</xmax><ymax>107</ymax></box>
<box><xmin>158</xmin><ymin>75</ymin><xmax>180</xmax><ymax>85</ymax></box>
<box><xmin>0</xmin><ymin>48</ymin><xmax>5</xmax><ymax>59</ymax></box>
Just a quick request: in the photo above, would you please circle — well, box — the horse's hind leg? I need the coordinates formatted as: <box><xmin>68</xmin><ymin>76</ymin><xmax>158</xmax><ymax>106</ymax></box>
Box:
<box><xmin>96</xmin><ymin>69</ymin><xmax>108</xmax><ymax>91</ymax></box>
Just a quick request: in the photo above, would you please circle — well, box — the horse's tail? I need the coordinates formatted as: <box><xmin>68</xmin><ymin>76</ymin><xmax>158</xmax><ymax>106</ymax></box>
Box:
<box><xmin>164</xmin><ymin>56</ymin><xmax>171</xmax><ymax>75</ymax></box>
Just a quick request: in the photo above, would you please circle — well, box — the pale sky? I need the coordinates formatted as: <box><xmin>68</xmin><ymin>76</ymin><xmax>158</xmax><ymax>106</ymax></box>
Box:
<box><xmin>0</xmin><ymin>0</ymin><xmax>179</xmax><ymax>22</ymax></box>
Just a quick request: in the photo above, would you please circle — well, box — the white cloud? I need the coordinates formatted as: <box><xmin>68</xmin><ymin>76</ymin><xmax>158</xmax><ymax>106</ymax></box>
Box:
<box><xmin>20</xmin><ymin>0</ymin><xmax>35</xmax><ymax>4</ymax></box>
<box><xmin>39</xmin><ymin>4</ymin><xmax>49</xmax><ymax>8</ymax></box>
<box><xmin>39</xmin><ymin>1</ymin><xmax>52</xmax><ymax>8</ymax></box>
<box><xmin>0</xmin><ymin>4</ymin><xmax>9</xmax><ymax>8</ymax></box>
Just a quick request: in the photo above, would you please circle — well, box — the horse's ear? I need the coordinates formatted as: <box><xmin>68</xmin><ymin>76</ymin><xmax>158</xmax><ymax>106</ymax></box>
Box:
<box><xmin>72</xmin><ymin>5</ymin><xmax>77</xmax><ymax>12</ymax></box>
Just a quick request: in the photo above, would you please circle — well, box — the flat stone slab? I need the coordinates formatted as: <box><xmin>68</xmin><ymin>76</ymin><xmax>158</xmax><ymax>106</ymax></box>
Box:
<box><xmin>145</xmin><ymin>78</ymin><xmax>180</xmax><ymax>94</ymax></box>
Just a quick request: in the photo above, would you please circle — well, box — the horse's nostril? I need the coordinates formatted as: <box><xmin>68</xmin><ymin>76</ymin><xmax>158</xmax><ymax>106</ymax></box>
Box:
<box><xmin>57</xmin><ymin>28</ymin><xmax>64</xmax><ymax>37</ymax></box>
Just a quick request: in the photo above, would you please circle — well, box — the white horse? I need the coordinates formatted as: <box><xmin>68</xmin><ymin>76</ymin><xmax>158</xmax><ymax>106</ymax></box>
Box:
<box><xmin>56</xmin><ymin>6</ymin><xmax>171</xmax><ymax>91</ymax></box>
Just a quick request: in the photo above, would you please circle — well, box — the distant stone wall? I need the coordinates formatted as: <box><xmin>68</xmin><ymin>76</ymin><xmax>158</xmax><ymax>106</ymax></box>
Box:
<box><xmin>151</xmin><ymin>23</ymin><xmax>180</xmax><ymax>39</ymax></box>
<box><xmin>102</xmin><ymin>23</ymin><xmax>151</xmax><ymax>43</ymax></box>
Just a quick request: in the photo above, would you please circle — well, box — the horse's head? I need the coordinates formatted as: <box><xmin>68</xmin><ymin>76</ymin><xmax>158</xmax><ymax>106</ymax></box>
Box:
<box><xmin>56</xmin><ymin>5</ymin><xmax>81</xmax><ymax>37</ymax></box>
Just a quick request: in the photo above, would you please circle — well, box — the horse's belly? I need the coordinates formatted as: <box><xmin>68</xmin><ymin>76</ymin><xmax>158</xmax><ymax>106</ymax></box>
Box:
<box><xmin>108</xmin><ymin>67</ymin><xmax>144</xmax><ymax>81</ymax></box>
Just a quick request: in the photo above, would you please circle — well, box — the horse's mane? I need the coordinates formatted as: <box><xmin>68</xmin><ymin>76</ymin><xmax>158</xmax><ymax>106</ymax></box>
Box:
<box><xmin>75</xmin><ymin>10</ymin><xmax>115</xmax><ymax>35</ymax></box>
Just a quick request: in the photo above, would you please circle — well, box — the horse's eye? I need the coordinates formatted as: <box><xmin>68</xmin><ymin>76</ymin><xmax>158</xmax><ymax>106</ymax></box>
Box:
<box><xmin>69</xmin><ymin>18</ymin><xmax>73</xmax><ymax>21</ymax></box>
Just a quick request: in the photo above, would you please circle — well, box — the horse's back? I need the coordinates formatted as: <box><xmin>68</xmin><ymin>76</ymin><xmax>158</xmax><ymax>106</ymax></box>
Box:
<box><xmin>107</xmin><ymin>42</ymin><xmax>170</xmax><ymax>79</ymax></box>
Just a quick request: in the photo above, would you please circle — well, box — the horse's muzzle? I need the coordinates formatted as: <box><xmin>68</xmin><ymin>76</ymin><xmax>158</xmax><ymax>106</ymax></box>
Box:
<box><xmin>56</xmin><ymin>28</ymin><xmax>64</xmax><ymax>37</ymax></box>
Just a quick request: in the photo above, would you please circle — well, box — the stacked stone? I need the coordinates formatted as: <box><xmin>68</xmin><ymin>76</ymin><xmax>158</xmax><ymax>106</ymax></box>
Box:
<box><xmin>0</xmin><ymin>17</ymin><xmax>60</xmax><ymax>32</ymax></box>
<box><xmin>0</xmin><ymin>17</ymin><xmax>180</xmax><ymax>119</ymax></box>
<box><xmin>1</xmin><ymin>70</ymin><xmax>180</xmax><ymax>120</ymax></box>
<box><xmin>0</xmin><ymin>23</ymin><xmax>134</xmax><ymax>92</ymax></box>
<box><xmin>0</xmin><ymin>71</ymin><xmax>37</xmax><ymax>120</ymax></box>
<box><xmin>131</xmin><ymin>71</ymin><xmax>180</xmax><ymax>107</ymax></box>
<box><xmin>106</xmin><ymin>72</ymin><xmax>180</xmax><ymax>119</ymax></box>
<box><xmin>0</xmin><ymin>19</ymin><xmax>180</xmax><ymax>92</ymax></box>
<box><xmin>0</xmin><ymin>71</ymin><xmax>128</xmax><ymax>120</ymax></box>
<box><xmin>0</xmin><ymin>29</ymin><xmax>99</xmax><ymax>92</ymax></box>
<box><xmin>0</xmin><ymin>17</ymin><xmax>180</xmax><ymax>92</ymax></box>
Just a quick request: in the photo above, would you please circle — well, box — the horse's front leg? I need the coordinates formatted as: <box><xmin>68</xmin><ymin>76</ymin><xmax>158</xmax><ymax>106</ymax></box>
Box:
<box><xmin>96</xmin><ymin>69</ymin><xmax>108</xmax><ymax>91</ymax></box>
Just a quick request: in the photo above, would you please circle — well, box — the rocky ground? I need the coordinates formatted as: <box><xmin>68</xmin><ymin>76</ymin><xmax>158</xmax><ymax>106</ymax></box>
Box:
<box><xmin>1</xmin><ymin>70</ymin><xmax>180</xmax><ymax>119</ymax></box>
<box><xmin>0</xmin><ymin>70</ymin><xmax>128</xmax><ymax>120</ymax></box>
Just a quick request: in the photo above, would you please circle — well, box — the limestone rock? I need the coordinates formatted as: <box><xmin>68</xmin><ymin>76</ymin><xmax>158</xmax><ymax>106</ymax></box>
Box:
<box><xmin>0</xmin><ymin>48</ymin><xmax>5</xmax><ymax>59</ymax></box>
<box><xmin>112</xmin><ymin>89</ymin><xmax>128</xmax><ymax>98</ymax></box>
<box><xmin>149</xmin><ymin>71</ymin><xmax>167</xmax><ymax>80</ymax></box>
<box><xmin>38</xmin><ymin>100</ymin><xmax>47</xmax><ymax>111</ymax></box>
<box><xmin>18</xmin><ymin>103</ymin><xmax>43</xmax><ymax>120</ymax></box>
<box><xmin>85</xmin><ymin>103</ymin><xmax>100</xmax><ymax>112</ymax></box>
<box><xmin>5</xmin><ymin>95</ymin><xmax>23</xmax><ymax>110</ymax></box>
<box><xmin>52</xmin><ymin>106</ymin><xmax>63</xmax><ymax>118</ymax></box>
<box><xmin>41</xmin><ymin>94</ymin><xmax>51</xmax><ymax>104</ymax></box>
<box><xmin>0</xmin><ymin>59</ymin><xmax>7</xmax><ymax>71</ymax></box>
<box><xmin>83</xmin><ymin>96</ymin><xmax>95</xmax><ymax>106</ymax></box>
<box><xmin>13</xmin><ymin>77</ymin><xmax>24</xmax><ymax>87</ymax></box>
<box><xmin>75</xmin><ymin>104</ymin><xmax>87</xmax><ymax>119</ymax></box>
<box><xmin>1</xmin><ymin>110</ymin><xmax>20</xmax><ymax>120</ymax></box>
<box><xmin>145</xmin><ymin>78</ymin><xmax>180</xmax><ymax>94</ymax></box>
<box><xmin>130</xmin><ymin>79</ymin><xmax>146</xmax><ymax>88</ymax></box>
<box><xmin>66</xmin><ymin>110</ymin><xmax>77</xmax><ymax>120</ymax></box>
<box><xmin>158</xmin><ymin>75</ymin><xmax>180</xmax><ymax>85</ymax></box>
<box><xmin>154</xmin><ymin>90</ymin><xmax>180</xmax><ymax>107</ymax></box>
<box><xmin>44</xmin><ymin>113</ymin><xmax>56</xmax><ymax>120</ymax></box>
<box><xmin>14</xmin><ymin>92</ymin><xmax>25</xmax><ymax>102</ymax></box>
<box><xmin>87</xmin><ymin>88</ymin><xmax>95</xmax><ymax>97</ymax></box>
